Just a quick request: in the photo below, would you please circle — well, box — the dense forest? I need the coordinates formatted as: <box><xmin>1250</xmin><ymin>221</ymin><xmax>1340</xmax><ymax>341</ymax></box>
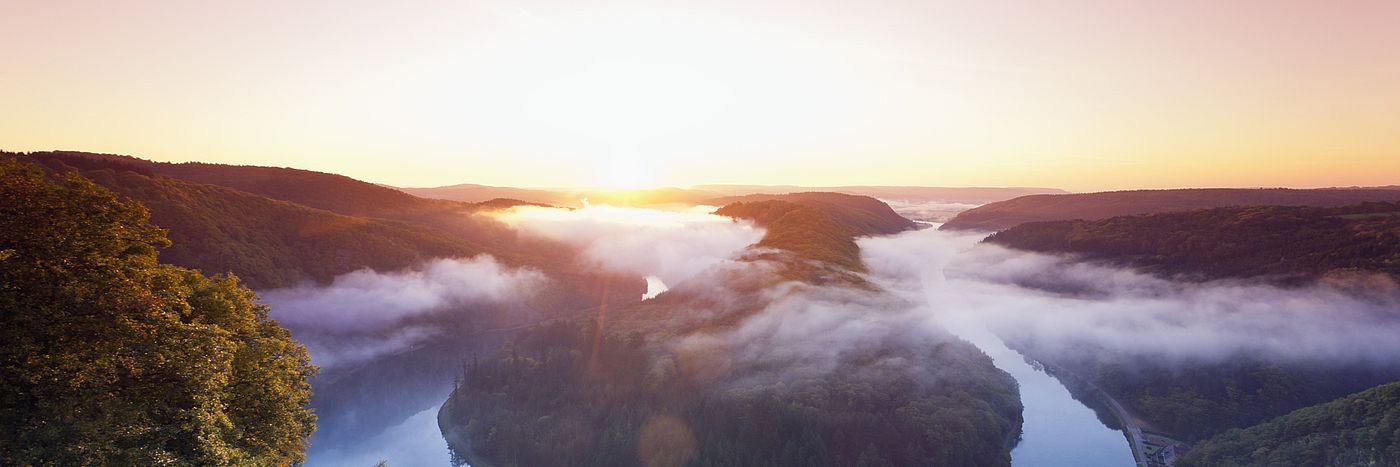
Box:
<box><xmin>1177</xmin><ymin>381</ymin><xmax>1400</xmax><ymax>466</ymax></box>
<box><xmin>986</xmin><ymin>202</ymin><xmax>1400</xmax><ymax>283</ymax></box>
<box><xmin>441</xmin><ymin>194</ymin><xmax>1022</xmax><ymax>467</ymax></box>
<box><xmin>0</xmin><ymin>159</ymin><xmax>315</xmax><ymax>464</ymax></box>
<box><xmin>942</xmin><ymin>187</ymin><xmax>1400</xmax><ymax>231</ymax></box>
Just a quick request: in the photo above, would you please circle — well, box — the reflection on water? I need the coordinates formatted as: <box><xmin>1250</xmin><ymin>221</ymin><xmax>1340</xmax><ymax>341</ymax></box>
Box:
<box><xmin>297</xmin><ymin>262</ymin><xmax>1134</xmax><ymax>466</ymax></box>
<box><xmin>298</xmin><ymin>331</ymin><xmax>518</xmax><ymax>467</ymax></box>
<box><xmin>954</xmin><ymin>323</ymin><xmax>1136</xmax><ymax>467</ymax></box>
<box><xmin>304</xmin><ymin>404</ymin><xmax>448</xmax><ymax>467</ymax></box>
<box><xmin>304</xmin><ymin>330</ymin><xmax>1134</xmax><ymax>467</ymax></box>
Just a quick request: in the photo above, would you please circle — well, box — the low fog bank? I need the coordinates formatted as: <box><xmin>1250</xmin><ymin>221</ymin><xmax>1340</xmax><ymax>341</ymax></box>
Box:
<box><xmin>259</xmin><ymin>202</ymin><xmax>762</xmax><ymax>382</ymax></box>
<box><xmin>671</xmin><ymin>279</ymin><xmax>960</xmax><ymax>388</ymax></box>
<box><xmin>880</xmin><ymin>199</ymin><xmax>981</xmax><ymax>223</ymax></box>
<box><xmin>262</xmin><ymin>204</ymin><xmax>770</xmax><ymax>466</ymax></box>
<box><xmin>262</xmin><ymin>255</ymin><xmax>547</xmax><ymax>369</ymax></box>
<box><xmin>270</xmin><ymin>199</ymin><xmax>1400</xmax><ymax>465</ymax></box>
<box><xmin>627</xmin><ymin>194</ymin><xmax>1400</xmax><ymax>392</ymax></box>
<box><xmin>670</xmin><ymin>217</ymin><xmax>1400</xmax><ymax>410</ymax></box>
<box><xmin>859</xmin><ymin>228</ymin><xmax>1400</xmax><ymax>367</ymax></box>
<box><xmin>492</xmin><ymin>203</ymin><xmax>765</xmax><ymax>287</ymax></box>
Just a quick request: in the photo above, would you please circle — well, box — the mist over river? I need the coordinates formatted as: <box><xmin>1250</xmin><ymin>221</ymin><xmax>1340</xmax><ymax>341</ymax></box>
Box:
<box><xmin>296</xmin><ymin>327</ymin><xmax>1135</xmax><ymax>466</ymax></box>
<box><xmin>293</xmin><ymin>312</ymin><xmax>1137</xmax><ymax>467</ymax></box>
<box><xmin>290</xmin><ymin>230</ymin><xmax>1146</xmax><ymax>465</ymax></box>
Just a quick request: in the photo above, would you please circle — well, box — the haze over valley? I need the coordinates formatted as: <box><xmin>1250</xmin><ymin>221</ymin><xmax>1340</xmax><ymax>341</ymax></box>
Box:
<box><xmin>4</xmin><ymin>150</ymin><xmax>1399</xmax><ymax>466</ymax></box>
<box><xmin>4</xmin><ymin>1</ymin><xmax>1400</xmax><ymax>466</ymax></box>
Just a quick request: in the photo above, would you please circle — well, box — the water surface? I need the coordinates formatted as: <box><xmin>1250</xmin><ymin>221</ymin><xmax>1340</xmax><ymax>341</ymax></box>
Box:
<box><xmin>953</xmin><ymin>323</ymin><xmax>1137</xmax><ymax>467</ymax></box>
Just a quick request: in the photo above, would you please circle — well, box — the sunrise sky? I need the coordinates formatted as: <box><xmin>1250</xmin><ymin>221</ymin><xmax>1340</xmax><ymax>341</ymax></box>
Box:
<box><xmin>2</xmin><ymin>0</ymin><xmax>1397</xmax><ymax>191</ymax></box>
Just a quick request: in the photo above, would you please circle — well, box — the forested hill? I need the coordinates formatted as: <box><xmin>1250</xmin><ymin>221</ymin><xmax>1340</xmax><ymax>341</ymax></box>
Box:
<box><xmin>2</xmin><ymin>152</ymin><xmax>485</xmax><ymax>288</ymax></box>
<box><xmin>0</xmin><ymin>159</ymin><xmax>316</xmax><ymax>464</ymax></box>
<box><xmin>1177</xmin><ymin>381</ymin><xmax>1400</xmax><ymax>466</ymax></box>
<box><xmin>713</xmin><ymin>192</ymin><xmax>917</xmax><ymax>278</ymax></box>
<box><xmin>0</xmin><ymin>151</ymin><xmax>578</xmax><ymax>289</ymax></box>
<box><xmin>18</xmin><ymin>151</ymin><xmax>477</xmax><ymax>222</ymax></box>
<box><xmin>985</xmin><ymin>202</ymin><xmax>1400</xmax><ymax>283</ymax></box>
<box><xmin>95</xmin><ymin>169</ymin><xmax>483</xmax><ymax>288</ymax></box>
<box><xmin>942</xmin><ymin>187</ymin><xmax>1400</xmax><ymax>231</ymax></box>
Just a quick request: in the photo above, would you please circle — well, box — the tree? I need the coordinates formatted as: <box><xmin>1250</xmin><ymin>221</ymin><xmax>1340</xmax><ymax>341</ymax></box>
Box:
<box><xmin>0</xmin><ymin>159</ymin><xmax>316</xmax><ymax>465</ymax></box>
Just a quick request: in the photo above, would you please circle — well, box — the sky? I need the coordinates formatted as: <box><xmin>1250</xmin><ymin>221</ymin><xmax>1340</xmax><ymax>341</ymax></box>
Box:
<box><xmin>2</xmin><ymin>0</ymin><xmax>1398</xmax><ymax>191</ymax></box>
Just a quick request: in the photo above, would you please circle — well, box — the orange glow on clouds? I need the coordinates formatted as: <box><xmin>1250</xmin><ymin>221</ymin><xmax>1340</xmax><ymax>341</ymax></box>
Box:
<box><xmin>1</xmin><ymin>0</ymin><xmax>1397</xmax><ymax>191</ymax></box>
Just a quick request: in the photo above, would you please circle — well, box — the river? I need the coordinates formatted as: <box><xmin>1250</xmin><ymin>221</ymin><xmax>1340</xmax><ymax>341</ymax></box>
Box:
<box><xmin>297</xmin><ymin>329</ymin><xmax>520</xmax><ymax>467</ymax></box>
<box><xmin>950</xmin><ymin>321</ymin><xmax>1139</xmax><ymax>466</ymax></box>
<box><xmin>299</xmin><ymin>320</ymin><xmax>1140</xmax><ymax>467</ymax></box>
<box><xmin>303</xmin><ymin>402</ymin><xmax>449</xmax><ymax>467</ymax></box>
<box><xmin>297</xmin><ymin>261</ymin><xmax>1139</xmax><ymax>467</ymax></box>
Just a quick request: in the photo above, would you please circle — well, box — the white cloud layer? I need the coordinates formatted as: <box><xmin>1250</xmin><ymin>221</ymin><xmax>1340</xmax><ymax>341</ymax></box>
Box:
<box><xmin>493</xmin><ymin>203</ymin><xmax>765</xmax><ymax>287</ymax></box>
<box><xmin>860</xmin><ymin>228</ymin><xmax>1400</xmax><ymax>365</ymax></box>
<box><xmin>262</xmin><ymin>255</ymin><xmax>546</xmax><ymax>368</ymax></box>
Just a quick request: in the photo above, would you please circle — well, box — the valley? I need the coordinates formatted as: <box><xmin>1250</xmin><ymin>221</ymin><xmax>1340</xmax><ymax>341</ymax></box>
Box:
<box><xmin>8</xmin><ymin>5</ymin><xmax>1399</xmax><ymax>464</ymax></box>
<box><xmin>6</xmin><ymin>151</ymin><xmax>1400</xmax><ymax>466</ymax></box>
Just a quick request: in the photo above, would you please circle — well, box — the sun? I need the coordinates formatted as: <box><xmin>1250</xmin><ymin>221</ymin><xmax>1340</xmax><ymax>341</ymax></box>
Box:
<box><xmin>598</xmin><ymin>154</ymin><xmax>654</xmax><ymax>190</ymax></box>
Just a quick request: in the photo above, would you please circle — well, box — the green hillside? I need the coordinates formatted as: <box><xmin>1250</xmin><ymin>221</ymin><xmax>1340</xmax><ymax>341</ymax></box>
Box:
<box><xmin>0</xmin><ymin>159</ymin><xmax>315</xmax><ymax>464</ymax></box>
<box><xmin>1178</xmin><ymin>381</ymin><xmax>1400</xmax><ymax>466</ymax></box>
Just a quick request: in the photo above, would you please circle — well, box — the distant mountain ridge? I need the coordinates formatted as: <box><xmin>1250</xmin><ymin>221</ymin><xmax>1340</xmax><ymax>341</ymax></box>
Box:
<box><xmin>698</xmin><ymin>184</ymin><xmax>1065</xmax><ymax>204</ymax></box>
<box><xmin>942</xmin><ymin>187</ymin><xmax>1400</xmax><ymax>231</ymax></box>
<box><xmin>986</xmin><ymin>202</ymin><xmax>1400</xmax><ymax>283</ymax></box>
<box><xmin>396</xmin><ymin>183</ymin><xmax>566</xmax><ymax>206</ymax></box>
<box><xmin>27</xmin><ymin>151</ymin><xmax>487</xmax><ymax>224</ymax></box>
<box><xmin>401</xmin><ymin>183</ymin><xmax>1064</xmax><ymax>207</ymax></box>
<box><xmin>399</xmin><ymin>184</ymin><xmax>723</xmax><ymax>207</ymax></box>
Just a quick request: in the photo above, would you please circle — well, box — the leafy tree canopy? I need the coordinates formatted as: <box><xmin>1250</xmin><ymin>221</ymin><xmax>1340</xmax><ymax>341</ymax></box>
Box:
<box><xmin>0</xmin><ymin>159</ymin><xmax>316</xmax><ymax>465</ymax></box>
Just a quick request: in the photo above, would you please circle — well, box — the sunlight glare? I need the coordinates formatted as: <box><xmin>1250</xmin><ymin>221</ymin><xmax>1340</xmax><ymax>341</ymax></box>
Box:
<box><xmin>599</xmin><ymin>154</ymin><xmax>653</xmax><ymax>190</ymax></box>
<box><xmin>492</xmin><ymin>203</ymin><xmax>740</xmax><ymax>230</ymax></box>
